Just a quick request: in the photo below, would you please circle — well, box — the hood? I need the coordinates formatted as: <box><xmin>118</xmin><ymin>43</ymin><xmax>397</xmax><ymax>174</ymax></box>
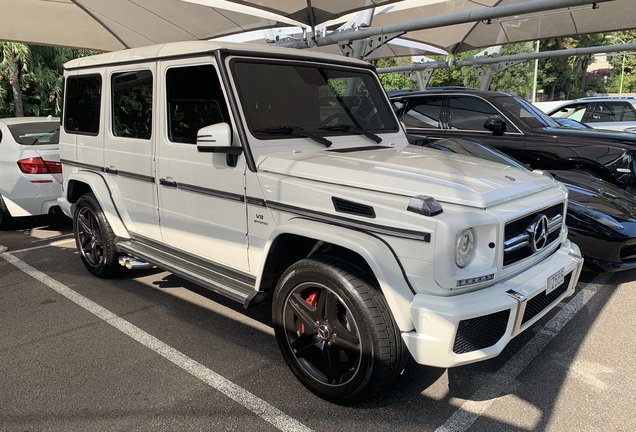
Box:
<box><xmin>258</xmin><ymin>145</ymin><xmax>558</xmax><ymax>209</ymax></box>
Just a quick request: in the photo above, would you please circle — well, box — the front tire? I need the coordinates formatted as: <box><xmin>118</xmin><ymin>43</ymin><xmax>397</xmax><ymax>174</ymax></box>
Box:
<box><xmin>73</xmin><ymin>193</ymin><xmax>123</xmax><ymax>278</ymax></box>
<box><xmin>272</xmin><ymin>255</ymin><xmax>407</xmax><ymax>404</ymax></box>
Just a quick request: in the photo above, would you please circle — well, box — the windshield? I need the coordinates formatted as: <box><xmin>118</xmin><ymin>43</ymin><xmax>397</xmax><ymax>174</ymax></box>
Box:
<box><xmin>494</xmin><ymin>96</ymin><xmax>560</xmax><ymax>129</ymax></box>
<box><xmin>232</xmin><ymin>60</ymin><xmax>398</xmax><ymax>141</ymax></box>
<box><xmin>8</xmin><ymin>122</ymin><xmax>60</xmax><ymax>145</ymax></box>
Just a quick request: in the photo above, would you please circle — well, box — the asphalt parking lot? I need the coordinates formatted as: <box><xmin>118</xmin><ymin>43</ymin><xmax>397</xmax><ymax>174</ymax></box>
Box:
<box><xmin>1</xmin><ymin>215</ymin><xmax>635</xmax><ymax>432</ymax></box>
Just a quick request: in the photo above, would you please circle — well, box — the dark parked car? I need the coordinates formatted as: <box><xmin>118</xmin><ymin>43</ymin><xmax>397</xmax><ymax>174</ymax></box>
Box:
<box><xmin>390</xmin><ymin>89</ymin><xmax>636</xmax><ymax>193</ymax></box>
<box><xmin>411</xmin><ymin>136</ymin><xmax>636</xmax><ymax>272</ymax></box>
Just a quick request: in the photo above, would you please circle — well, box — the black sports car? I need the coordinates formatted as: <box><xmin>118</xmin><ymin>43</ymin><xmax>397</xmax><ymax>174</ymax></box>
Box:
<box><xmin>411</xmin><ymin>136</ymin><xmax>636</xmax><ymax>272</ymax></box>
<box><xmin>390</xmin><ymin>88</ymin><xmax>636</xmax><ymax>193</ymax></box>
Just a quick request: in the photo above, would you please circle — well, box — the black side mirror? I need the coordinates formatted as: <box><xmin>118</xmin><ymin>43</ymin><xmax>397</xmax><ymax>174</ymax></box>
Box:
<box><xmin>484</xmin><ymin>118</ymin><xmax>507</xmax><ymax>135</ymax></box>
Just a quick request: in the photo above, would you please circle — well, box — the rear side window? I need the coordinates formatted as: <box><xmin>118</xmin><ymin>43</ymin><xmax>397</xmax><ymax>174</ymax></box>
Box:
<box><xmin>64</xmin><ymin>75</ymin><xmax>102</xmax><ymax>135</ymax></box>
<box><xmin>8</xmin><ymin>122</ymin><xmax>60</xmax><ymax>145</ymax></box>
<box><xmin>401</xmin><ymin>97</ymin><xmax>444</xmax><ymax>129</ymax></box>
<box><xmin>112</xmin><ymin>70</ymin><xmax>153</xmax><ymax>139</ymax></box>
<box><xmin>589</xmin><ymin>101</ymin><xmax>636</xmax><ymax>122</ymax></box>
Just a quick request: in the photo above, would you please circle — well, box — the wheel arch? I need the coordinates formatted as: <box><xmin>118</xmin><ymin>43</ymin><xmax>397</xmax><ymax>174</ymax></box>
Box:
<box><xmin>257</xmin><ymin>218</ymin><xmax>416</xmax><ymax>331</ymax></box>
<box><xmin>65</xmin><ymin>171</ymin><xmax>130</xmax><ymax>238</ymax></box>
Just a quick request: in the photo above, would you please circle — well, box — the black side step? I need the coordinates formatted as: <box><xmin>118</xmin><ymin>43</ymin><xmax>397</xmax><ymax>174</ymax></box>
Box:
<box><xmin>117</xmin><ymin>239</ymin><xmax>259</xmax><ymax>307</ymax></box>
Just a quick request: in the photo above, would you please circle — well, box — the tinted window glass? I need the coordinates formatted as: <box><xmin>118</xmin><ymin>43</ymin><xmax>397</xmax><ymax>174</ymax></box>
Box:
<box><xmin>401</xmin><ymin>97</ymin><xmax>443</xmax><ymax>129</ymax></box>
<box><xmin>8</xmin><ymin>122</ymin><xmax>60</xmax><ymax>145</ymax></box>
<box><xmin>64</xmin><ymin>75</ymin><xmax>101</xmax><ymax>135</ymax></box>
<box><xmin>551</xmin><ymin>103</ymin><xmax>586</xmax><ymax>121</ymax></box>
<box><xmin>448</xmin><ymin>96</ymin><xmax>509</xmax><ymax>130</ymax></box>
<box><xmin>232</xmin><ymin>60</ymin><xmax>397</xmax><ymax>140</ymax></box>
<box><xmin>589</xmin><ymin>101</ymin><xmax>636</xmax><ymax>122</ymax></box>
<box><xmin>496</xmin><ymin>96</ymin><xmax>558</xmax><ymax>128</ymax></box>
<box><xmin>166</xmin><ymin>64</ymin><xmax>229</xmax><ymax>144</ymax></box>
<box><xmin>112</xmin><ymin>70</ymin><xmax>153</xmax><ymax>139</ymax></box>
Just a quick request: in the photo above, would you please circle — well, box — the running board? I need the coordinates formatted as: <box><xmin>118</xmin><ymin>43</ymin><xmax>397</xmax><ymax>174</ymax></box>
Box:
<box><xmin>117</xmin><ymin>239</ymin><xmax>260</xmax><ymax>307</ymax></box>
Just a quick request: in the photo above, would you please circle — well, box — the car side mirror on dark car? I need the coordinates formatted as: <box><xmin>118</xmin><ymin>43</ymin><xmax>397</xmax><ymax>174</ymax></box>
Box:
<box><xmin>484</xmin><ymin>118</ymin><xmax>507</xmax><ymax>135</ymax></box>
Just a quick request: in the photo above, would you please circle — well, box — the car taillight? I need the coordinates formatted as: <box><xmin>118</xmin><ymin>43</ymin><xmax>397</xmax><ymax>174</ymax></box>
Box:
<box><xmin>16</xmin><ymin>157</ymin><xmax>62</xmax><ymax>174</ymax></box>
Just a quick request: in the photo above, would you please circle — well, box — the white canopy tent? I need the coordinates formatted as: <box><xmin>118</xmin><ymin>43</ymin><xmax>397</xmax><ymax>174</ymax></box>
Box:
<box><xmin>0</xmin><ymin>0</ymin><xmax>632</xmax><ymax>60</ymax></box>
<box><xmin>361</xmin><ymin>0</ymin><xmax>636</xmax><ymax>55</ymax></box>
<box><xmin>0</xmin><ymin>0</ymin><xmax>302</xmax><ymax>51</ymax></box>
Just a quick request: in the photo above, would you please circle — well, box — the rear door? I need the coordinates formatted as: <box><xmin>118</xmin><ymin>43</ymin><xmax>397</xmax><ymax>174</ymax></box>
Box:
<box><xmin>103</xmin><ymin>65</ymin><xmax>160</xmax><ymax>240</ymax></box>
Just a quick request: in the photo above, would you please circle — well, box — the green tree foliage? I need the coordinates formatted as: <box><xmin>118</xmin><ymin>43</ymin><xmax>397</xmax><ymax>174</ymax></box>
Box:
<box><xmin>371</xmin><ymin>58</ymin><xmax>416</xmax><ymax>90</ymax></box>
<box><xmin>605</xmin><ymin>30</ymin><xmax>636</xmax><ymax>94</ymax></box>
<box><xmin>0</xmin><ymin>43</ymin><xmax>95</xmax><ymax>117</ymax></box>
<box><xmin>0</xmin><ymin>42</ymin><xmax>30</xmax><ymax>116</ymax></box>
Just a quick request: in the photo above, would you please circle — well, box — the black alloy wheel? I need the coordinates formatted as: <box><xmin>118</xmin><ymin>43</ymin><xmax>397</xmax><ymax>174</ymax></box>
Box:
<box><xmin>73</xmin><ymin>193</ymin><xmax>123</xmax><ymax>278</ymax></box>
<box><xmin>273</xmin><ymin>255</ymin><xmax>407</xmax><ymax>404</ymax></box>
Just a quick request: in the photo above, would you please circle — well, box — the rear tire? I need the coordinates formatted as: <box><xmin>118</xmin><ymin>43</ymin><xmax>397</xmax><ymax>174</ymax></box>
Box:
<box><xmin>73</xmin><ymin>193</ymin><xmax>124</xmax><ymax>278</ymax></box>
<box><xmin>0</xmin><ymin>195</ymin><xmax>14</xmax><ymax>230</ymax></box>
<box><xmin>272</xmin><ymin>255</ymin><xmax>407</xmax><ymax>404</ymax></box>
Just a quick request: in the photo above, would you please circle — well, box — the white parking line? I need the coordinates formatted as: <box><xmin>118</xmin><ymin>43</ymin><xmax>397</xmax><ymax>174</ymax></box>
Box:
<box><xmin>436</xmin><ymin>272</ymin><xmax>613</xmax><ymax>432</ymax></box>
<box><xmin>0</xmin><ymin>246</ymin><xmax>313</xmax><ymax>432</ymax></box>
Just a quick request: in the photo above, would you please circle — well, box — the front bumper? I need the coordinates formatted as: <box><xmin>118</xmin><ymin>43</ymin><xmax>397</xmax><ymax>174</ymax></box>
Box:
<box><xmin>402</xmin><ymin>240</ymin><xmax>583</xmax><ymax>368</ymax></box>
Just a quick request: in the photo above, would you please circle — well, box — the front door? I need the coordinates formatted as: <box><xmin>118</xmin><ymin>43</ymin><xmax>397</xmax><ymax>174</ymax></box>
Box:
<box><xmin>155</xmin><ymin>58</ymin><xmax>249</xmax><ymax>272</ymax></box>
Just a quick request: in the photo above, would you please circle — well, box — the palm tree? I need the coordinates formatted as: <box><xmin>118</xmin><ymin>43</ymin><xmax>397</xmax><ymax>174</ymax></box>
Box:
<box><xmin>0</xmin><ymin>42</ymin><xmax>31</xmax><ymax>117</ymax></box>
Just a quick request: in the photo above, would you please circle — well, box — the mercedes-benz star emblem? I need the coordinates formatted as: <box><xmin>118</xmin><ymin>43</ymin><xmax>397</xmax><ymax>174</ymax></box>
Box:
<box><xmin>528</xmin><ymin>214</ymin><xmax>550</xmax><ymax>253</ymax></box>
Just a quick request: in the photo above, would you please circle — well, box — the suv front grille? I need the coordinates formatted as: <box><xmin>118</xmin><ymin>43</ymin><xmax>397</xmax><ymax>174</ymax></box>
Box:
<box><xmin>503</xmin><ymin>203</ymin><xmax>564</xmax><ymax>266</ymax></box>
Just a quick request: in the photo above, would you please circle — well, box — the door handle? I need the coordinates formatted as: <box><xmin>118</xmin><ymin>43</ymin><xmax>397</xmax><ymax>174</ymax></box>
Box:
<box><xmin>159</xmin><ymin>178</ymin><xmax>177</xmax><ymax>188</ymax></box>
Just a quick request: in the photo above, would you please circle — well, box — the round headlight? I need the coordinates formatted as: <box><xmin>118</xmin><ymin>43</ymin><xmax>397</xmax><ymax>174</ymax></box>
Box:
<box><xmin>455</xmin><ymin>228</ymin><xmax>476</xmax><ymax>268</ymax></box>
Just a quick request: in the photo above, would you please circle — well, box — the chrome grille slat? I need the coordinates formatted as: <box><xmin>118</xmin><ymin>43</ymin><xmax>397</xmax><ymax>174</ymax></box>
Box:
<box><xmin>503</xmin><ymin>214</ymin><xmax>563</xmax><ymax>253</ymax></box>
<box><xmin>503</xmin><ymin>204</ymin><xmax>564</xmax><ymax>266</ymax></box>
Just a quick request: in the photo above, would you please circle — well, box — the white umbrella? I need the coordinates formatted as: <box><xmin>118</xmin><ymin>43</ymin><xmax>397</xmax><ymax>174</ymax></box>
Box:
<box><xmin>0</xmin><ymin>0</ymin><xmax>301</xmax><ymax>51</ymax></box>
<box><xmin>214</xmin><ymin>27</ymin><xmax>448</xmax><ymax>59</ymax></box>
<box><xmin>362</xmin><ymin>0</ymin><xmax>636</xmax><ymax>54</ymax></box>
<box><xmin>188</xmin><ymin>0</ymin><xmax>405</xmax><ymax>27</ymax></box>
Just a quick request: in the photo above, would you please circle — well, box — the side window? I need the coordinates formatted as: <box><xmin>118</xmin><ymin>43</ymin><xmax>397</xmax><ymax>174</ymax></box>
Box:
<box><xmin>448</xmin><ymin>96</ymin><xmax>507</xmax><ymax>131</ymax></box>
<box><xmin>604</xmin><ymin>101</ymin><xmax>636</xmax><ymax>122</ymax></box>
<box><xmin>166</xmin><ymin>64</ymin><xmax>229</xmax><ymax>144</ymax></box>
<box><xmin>621</xmin><ymin>103</ymin><xmax>636</xmax><ymax>121</ymax></box>
<box><xmin>112</xmin><ymin>70</ymin><xmax>153</xmax><ymax>139</ymax></box>
<box><xmin>64</xmin><ymin>75</ymin><xmax>102</xmax><ymax>135</ymax></box>
<box><xmin>589</xmin><ymin>102</ymin><xmax>617</xmax><ymax>122</ymax></box>
<box><xmin>552</xmin><ymin>103</ymin><xmax>586</xmax><ymax>121</ymax></box>
<box><xmin>401</xmin><ymin>97</ymin><xmax>444</xmax><ymax>129</ymax></box>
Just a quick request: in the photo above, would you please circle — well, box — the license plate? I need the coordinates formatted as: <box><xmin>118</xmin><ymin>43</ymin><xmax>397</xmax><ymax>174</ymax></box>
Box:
<box><xmin>546</xmin><ymin>267</ymin><xmax>565</xmax><ymax>295</ymax></box>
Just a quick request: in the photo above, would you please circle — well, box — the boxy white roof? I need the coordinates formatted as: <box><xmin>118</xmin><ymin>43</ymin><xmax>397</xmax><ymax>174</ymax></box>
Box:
<box><xmin>64</xmin><ymin>40</ymin><xmax>371</xmax><ymax>70</ymax></box>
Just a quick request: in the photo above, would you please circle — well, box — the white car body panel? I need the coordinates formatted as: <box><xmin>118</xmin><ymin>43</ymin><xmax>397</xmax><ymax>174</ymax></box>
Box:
<box><xmin>0</xmin><ymin>117</ymin><xmax>61</xmax><ymax>219</ymax></box>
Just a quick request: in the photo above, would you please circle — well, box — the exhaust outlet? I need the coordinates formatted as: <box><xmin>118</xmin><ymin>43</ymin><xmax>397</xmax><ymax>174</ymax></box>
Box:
<box><xmin>118</xmin><ymin>256</ymin><xmax>153</xmax><ymax>270</ymax></box>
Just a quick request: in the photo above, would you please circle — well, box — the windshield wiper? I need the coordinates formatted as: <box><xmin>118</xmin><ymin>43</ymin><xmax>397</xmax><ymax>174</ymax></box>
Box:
<box><xmin>319</xmin><ymin>124</ymin><xmax>382</xmax><ymax>143</ymax></box>
<box><xmin>255</xmin><ymin>126</ymin><xmax>332</xmax><ymax>147</ymax></box>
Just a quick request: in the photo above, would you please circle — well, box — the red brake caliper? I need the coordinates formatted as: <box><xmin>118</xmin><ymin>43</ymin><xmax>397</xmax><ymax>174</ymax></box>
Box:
<box><xmin>300</xmin><ymin>291</ymin><xmax>319</xmax><ymax>334</ymax></box>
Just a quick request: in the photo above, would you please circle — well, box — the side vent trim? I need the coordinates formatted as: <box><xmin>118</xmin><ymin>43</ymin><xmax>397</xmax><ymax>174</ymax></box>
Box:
<box><xmin>332</xmin><ymin>197</ymin><xmax>376</xmax><ymax>218</ymax></box>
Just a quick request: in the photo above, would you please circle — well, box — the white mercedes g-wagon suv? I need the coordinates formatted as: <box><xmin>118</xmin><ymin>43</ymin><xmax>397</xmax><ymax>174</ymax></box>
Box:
<box><xmin>58</xmin><ymin>41</ymin><xmax>583</xmax><ymax>404</ymax></box>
